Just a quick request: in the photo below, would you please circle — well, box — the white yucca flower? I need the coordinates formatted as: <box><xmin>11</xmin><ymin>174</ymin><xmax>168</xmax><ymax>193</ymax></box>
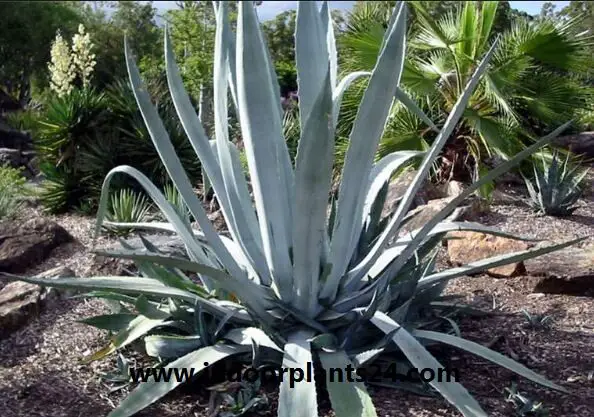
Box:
<box><xmin>71</xmin><ymin>24</ymin><xmax>96</xmax><ymax>87</ymax></box>
<box><xmin>48</xmin><ymin>30</ymin><xmax>76</xmax><ymax>97</ymax></box>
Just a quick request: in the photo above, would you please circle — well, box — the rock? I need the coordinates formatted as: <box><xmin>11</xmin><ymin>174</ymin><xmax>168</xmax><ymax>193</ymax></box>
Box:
<box><xmin>458</xmin><ymin>197</ymin><xmax>490</xmax><ymax>221</ymax></box>
<box><xmin>0</xmin><ymin>124</ymin><xmax>32</xmax><ymax>150</ymax></box>
<box><xmin>0</xmin><ymin>147</ymin><xmax>22</xmax><ymax>168</ymax></box>
<box><xmin>485</xmin><ymin>155</ymin><xmax>524</xmax><ymax>185</ymax></box>
<box><xmin>527</xmin><ymin>245</ymin><xmax>594</xmax><ymax>296</ymax></box>
<box><xmin>382</xmin><ymin>170</ymin><xmax>445</xmax><ymax>219</ymax></box>
<box><xmin>94</xmin><ymin>234</ymin><xmax>191</xmax><ymax>276</ymax></box>
<box><xmin>0</xmin><ymin>92</ymin><xmax>21</xmax><ymax>112</ymax></box>
<box><xmin>119</xmin><ymin>234</ymin><xmax>189</xmax><ymax>258</ymax></box>
<box><xmin>445</xmin><ymin>180</ymin><xmax>465</xmax><ymax>198</ymax></box>
<box><xmin>491</xmin><ymin>189</ymin><xmax>525</xmax><ymax>206</ymax></box>
<box><xmin>0</xmin><ymin>218</ymin><xmax>73</xmax><ymax>273</ymax></box>
<box><xmin>207</xmin><ymin>209</ymin><xmax>227</xmax><ymax>232</ymax></box>
<box><xmin>553</xmin><ymin>132</ymin><xmax>594</xmax><ymax>159</ymax></box>
<box><xmin>399</xmin><ymin>197</ymin><xmax>462</xmax><ymax>234</ymax></box>
<box><xmin>0</xmin><ymin>266</ymin><xmax>74</xmax><ymax>339</ymax></box>
<box><xmin>446</xmin><ymin>231</ymin><xmax>529</xmax><ymax>277</ymax></box>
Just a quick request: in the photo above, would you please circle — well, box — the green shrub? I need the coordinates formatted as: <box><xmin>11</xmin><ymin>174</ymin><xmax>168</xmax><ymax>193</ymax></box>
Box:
<box><xmin>4</xmin><ymin>110</ymin><xmax>42</xmax><ymax>137</ymax></box>
<box><xmin>34</xmin><ymin>80</ymin><xmax>201</xmax><ymax>214</ymax></box>
<box><xmin>35</xmin><ymin>88</ymin><xmax>111</xmax><ymax>213</ymax></box>
<box><xmin>340</xmin><ymin>1</ymin><xmax>594</xmax><ymax>186</ymax></box>
<box><xmin>524</xmin><ymin>150</ymin><xmax>589</xmax><ymax>216</ymax></box>
<box><xmin>0</xmin><ymin>164</ymin><xmax>27</xmax><ymax>220</ymax></box>
<box><xmin>7</xmin><ymin>3</ymin><xmax>582</xmax><ymax>417</ymax></box>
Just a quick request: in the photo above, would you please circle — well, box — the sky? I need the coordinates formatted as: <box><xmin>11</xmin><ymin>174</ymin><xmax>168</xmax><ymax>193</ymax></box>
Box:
<box><xmin>150</xmin><ymin>1</ymin><xmax>572</xmax><ymax>21</ymax></box>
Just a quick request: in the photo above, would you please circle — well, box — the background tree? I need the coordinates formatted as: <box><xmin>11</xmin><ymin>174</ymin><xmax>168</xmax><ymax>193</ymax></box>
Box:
<box><xmin>166</xmin><ymin>1</ymin><xmax>217</xmax><ymax>101</ymax></box>
<box><xmin>340</xmin><ymin>1</ymin><xmax>594</xmax><ymax>185</ymax></box>
<box><xmin>0</xmin><ymin>2</ymin><xmax>80</xmax><ymax>107</ymax></box>
<box><xmin>261</xmin><ymin>8</ymin><xmax>346</xmax><ymax>96</ymax></box>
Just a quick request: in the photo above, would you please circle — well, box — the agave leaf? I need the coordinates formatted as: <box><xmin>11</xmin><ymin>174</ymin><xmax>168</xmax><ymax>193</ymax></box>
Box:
<box><xmin>391</xmin><ymin>122</ymin><xmax>573</xmax><ymax>272</ymax></box>
<box><xmin>391</xmin><ymin>221</ymin><xmax>543</xmax><ymax>247</ymax></box>
<box><xmin>278</xmin><ymin>330</ymin><xmax>318</xmax><ymax>417</ymax></box>
<box><xmin>135</xmin><ymin>295</ymin><xmax>171</xmax><ymax>320</ymax></box>
<box><xmin>236</xmin><ymin>1</ymin><xmax>293</xmax><ymax>295</ymax></box>
<box><xmin>144</xmin><ymin>334</ymin><xmax>203</xmax><ymax>359</ymax></box>
<box><xmin>88</xmin><ymin>314</ymin><xmax>167</xmax><ymax>362</ymax></box>
<box><xmin>93</xmin><ymin>248</ymin><xmax>274</xmax><ymax>321</ymax></box>
<box><xmin>101</xmin><ymin>222</ymin><xmax>257</xmax><ymax>276</ymax></box>
<box><xmin>414</xmin><ymin>330</ymin><xmax>568</xmax><ymax>393</ymax></box>
<box><xmin>96</xmin><ymin>165</ymin><xmax>222</xmax><ymax>292</ymax></box>
<box><xmin>371</xmin><ymin>312</ymin><xmax>487</xmax><ymax>417</ymax></box>
<box><xmin>79</xmin><ymin>313</ymin><xmax>138</xmax><ymax>332</ymax></box>
<box><xmin>347</xmin><ymin>45</ymin><xmax>562</xmax><ymax>286</ymax></box>
<box><xmin>320</xmin><ymin>1</ymin><xmax>337</xmax><ymax>91</ymax></box>
<box><xmin>107</xmin><ymin>344</ymin><xmax>249</xmax><ymax>417</ymax></box>
<box><xmin>213</xmin><ymin>3</ymin><xmax>271</xmax><ymax>286</ymax></box>
<box><xmin>419</xmin><ymin>237</ymin><xmax>586</xmax><ymax>288</ymax></box>
<box><xmin>332</xmin><ymin>71</ymin><xmax>370</xmax><ymax>129</ymax></box>
<box><xmin>296</xmin><ymin>1</ymin><xmax>328</xmax><ymax>126</ymax></box>
<box><xmin>96</xmin><ymin>168</ymin><xmax>196</xmax><ymax>252</ymax></box>
<box><xmin>1</xmin><ymin>274</ymin><xmax>252</xmax><ymax>324</ymax></box>
<box><xmin>165</xmin><ymin>27</ymin><xmax>236</xmax><ymax>229</ymax></box>
<box><xmin>124</xmin><ymin>38</ymin><xmax>244</xmax><ymax>283</ymax></box>
<box><xmin>394</xmin><ymin>87</ymin><xmax>440</xmax><ymax>132</ymax></box>
<box><xmin>361</xmin><ymin>150</ymin><xmax>424</xmax><ymax>227</ymax></box>
<box><xmin>223</xmin><ymin>327</ymin><xmax>284</xmax><ymax>354</ymax></box>
<box><xmin>379</xmin><ymin>1</ymin><xmax>403</xmax><ymax>54</ymax></box>
<box><xmin>71</xmin><ymin>291</ymin><xmax>138</xmax><ymax>305</ymax></box>
<box><xmin>318</xmin><ymin>350</ymin><xmax>378</xmax><ymax>417</ymax></box>
<box><xmin>102</xmin><ymin>221</ymin><xmax>176</xmax><ymax>234</ymax></box>
<box><xmin>293</xmin><ymin>20</ymin><xmax>334</xmax><ymax>314</ymax></box>
<box><xmin>323</xmin><ymin>2</ymin><xmax>407</xmax><ymax>303</ymax></box>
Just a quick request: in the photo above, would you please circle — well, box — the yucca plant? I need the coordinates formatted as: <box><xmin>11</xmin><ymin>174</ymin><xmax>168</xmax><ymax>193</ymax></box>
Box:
<box><xmin>524</xmin><ymin>150</ymin><xmax>589</xmax><ymax>216</ymax></box>
<box><xmin>3</xmin><ymin>2</ymin><xmax>584</xmax><ymax>417</ymax></box>
<box><xmin>105</xmin><ymin>188</ymin><xmax>153</xmax><ymax>236</ymax></box>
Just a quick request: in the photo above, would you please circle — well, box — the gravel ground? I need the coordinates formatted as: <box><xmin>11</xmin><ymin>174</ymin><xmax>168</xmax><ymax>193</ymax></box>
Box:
<box><xmin>0</xmin><ymin>184</ymin><xmax>592</xmax><ymax>417</ymax></box>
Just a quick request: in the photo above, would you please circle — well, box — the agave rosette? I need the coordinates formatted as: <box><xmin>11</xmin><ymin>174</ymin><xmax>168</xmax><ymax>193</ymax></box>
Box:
<box><xmin>524</xmin><ymin>149</ymin><xmax>589</xmax><ymax>216</ymax></box>
<box><xmin>4</xmin><ymin>2</ymin><xmax>582</xmax><ymax>417</ymax></box>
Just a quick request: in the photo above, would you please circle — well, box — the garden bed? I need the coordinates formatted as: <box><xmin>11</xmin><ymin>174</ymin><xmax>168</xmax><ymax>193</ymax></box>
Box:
<box><xmin>0</xmin><ymin>189</ymin><xmax>592</xmax><ymax>417</ymax></box>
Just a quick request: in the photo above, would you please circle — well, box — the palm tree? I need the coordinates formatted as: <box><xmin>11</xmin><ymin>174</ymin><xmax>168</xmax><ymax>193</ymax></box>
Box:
<box><xmin>339</xmin><ymin>1</ymin><xmax>593</xmax><ymax>184</ymax></box>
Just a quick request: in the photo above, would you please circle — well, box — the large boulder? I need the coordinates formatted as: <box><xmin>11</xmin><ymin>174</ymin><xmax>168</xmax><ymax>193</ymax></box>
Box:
<box><xmin>446</xmin><ymin>231</ymin><xmax>529</xmax><ymax>277</ymax></box>
<box><xmin>398</xmin><ymin>195</ymin><xmax>486</xmax><ymax>236</ymax></box>
<box><xmin>382</xmin><ymin>170</ymin><xmax>445</xmax><ymax>219</ymax></box>
<box><xmin>0</xmin><ymin>266</ymin><xmax>74</xmax><ymax>339</ymax></box>
<box><xmin>399</xmin><ymin>197</ymin><xmax>459</xmax><ymax>235</ymax></box>
<box><xmin>0</xmin><ymin>218</ymin><xmax>73</xmax><ymax>273</ymax></box>
<box><xmin>553</xmin><ymin>132</ymin><xmax>594</xmax><ymax>159</ymax></box>
<box><xmin>118</xmin><ymin>234</ymin><xmax>189</xmax><ymax>258</ymax></box>
<box><xmin>527</xmin><ymin>244</ymin><xmax>594</xmax><ymax>296</ymax></box>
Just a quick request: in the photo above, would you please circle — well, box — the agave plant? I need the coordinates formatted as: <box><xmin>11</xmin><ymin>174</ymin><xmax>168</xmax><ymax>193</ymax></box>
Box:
<box><xmin>524</xmin><ymin>150</ymin><xmax>589</xmax><ymax>216</ymax></box>
<box><xmin>105</xmin><ymin>188</ymin><xmax>153</xmax><ymax>236</ymax></box>
<box><xmin>163</xmin><ymin>181</ymin><xmax>192</xmax><ymax>227</ymax></box>
<box><xmin>3</xmin><ymin>2</ymin><xmax>583</xmax><ymax>417</ymax></box>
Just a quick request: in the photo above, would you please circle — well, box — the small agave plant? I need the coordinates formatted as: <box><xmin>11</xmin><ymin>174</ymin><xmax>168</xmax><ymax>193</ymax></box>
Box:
<box><xmin>524</xmin><ymin>149</ymin><xmax>589</xmax><ymax>216</ymax></box>
<box><xmin>3</xmin><ymin>2</ymin><xmax>583</xmax><ymax>417</ymax></box>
